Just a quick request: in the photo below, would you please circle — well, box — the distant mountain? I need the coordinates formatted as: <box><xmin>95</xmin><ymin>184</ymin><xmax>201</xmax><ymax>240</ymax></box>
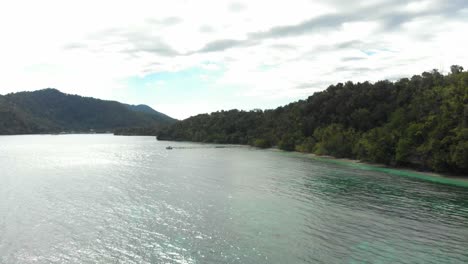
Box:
<box><xmin>0</xmin><ymin>88</ymin><xmax>176</xmax><ymax>135</ymax></box>
<box><xmin>124</xmin><ymin>104</ymin><xmax>175</xmax><ymax>122</ymax></box>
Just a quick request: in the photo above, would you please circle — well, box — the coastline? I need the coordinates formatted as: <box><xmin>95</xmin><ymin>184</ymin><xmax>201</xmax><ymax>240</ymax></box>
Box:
<box><xmin>264</xmin><ymin>147</ymin><xmax>468</xmax><ymax>187</ymax></box>
<box><xmin>300</xmin><ymin>152</ymin><xmax>468</xmax><ymax>187</ymax></box>
<box><xmin>3</xmin><ymin>133</ymin><xmax>467</xmax><ymax>187</ymax></box>
<box><xmin>158</xmin><ymin>139</ymin><xmax>468</xmax><ymax>187</ymax></box>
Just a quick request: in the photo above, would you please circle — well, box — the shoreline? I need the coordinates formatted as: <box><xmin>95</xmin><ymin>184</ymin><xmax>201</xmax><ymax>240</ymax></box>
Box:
<box><xmin>264</xmin><ymin>147</ymin><xmax>468</xmax><ymax>187</ymax></box>
<box><xmin>158</xmin><ymin>139</ymin><xmax>468</xmax><ymax>186</ymax></box>
<box><xmin>5</xmin><ymin>134</ymin><xmax>465</xmax><ymax>187</ymax></box>
<box><xmin>298</xmin><ymin>152</ymin><xmax>468</xmax><ymax>187</ymax></box>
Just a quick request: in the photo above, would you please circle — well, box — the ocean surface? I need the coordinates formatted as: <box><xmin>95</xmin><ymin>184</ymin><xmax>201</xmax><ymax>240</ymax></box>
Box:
<box><xmin>0</xmin><ymin>134</ymin><xmax>467</xmax><ymax>263</ymax></box>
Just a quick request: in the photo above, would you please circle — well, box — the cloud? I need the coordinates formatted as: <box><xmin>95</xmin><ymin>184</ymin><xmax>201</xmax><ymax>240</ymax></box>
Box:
<box><xmin>197</xmin><ymin>39</ymin><xmax>245</xmax><ymax>53</ymax></box>
<box><xmin>121</xmin><ymin>36</ymin><xmax>180</xmax><ymax>57</ymax></box>
<box><xmin>334</xmin><ymin>40</ymin><xmax>363</xmax><ymax>50</ymax></box>
<box><xmin>341</xmin><ymin>56</ymin><xmax>366</xmax><ymax>62</ymax></box>
<box><xmin>249</xmin><ymin>13</ymin><xmax>351</xmax><ymax>39</ymax></box>
<box><xmin>159</xmin><ymin>16</ymin><xmax>183</xmax><ymax>26</ymax></box>
<box><xmin>269</xmin><ymin>44</ymin><xmax>297</xmax><ymax>50</ymax></box>
<box><xmin>196</xmin><ymin>0</ymin><xmax>468</xmax><ymax>53</ymax></box>
<box><xmin>63</xmin><ymin>43</ymin><xmax>88</xmax><ymax>50</ymax></box>
<box><xmin>199</xmin><ymin>25</ymin><xmax>215</xmax><ymax>33</ymax></box>
<box><xmin>0</xmin><ymin>0</ymin><xmax>467</xmax><ymax>119</ymax></box>
<box><xmin>196</xmin><ymin>39</ymin><xmax>259</xmax><ymax>53</ymax></box>
<box><xmin>146</xmin><ymin>16</ymin><xmax>183</xmax><ymax>26</ymax></box>
<box><xmin>295</xmin><ymin>81</ymin><xmax>329</xmax><ymax>90</ymax></box>
<box><xmin>82</xmin><ymin>27</ymin><xmax>181</xmax><ymax>57</ymax></box>
<box><xmin>228</xmin><ymin>2</ymin><xmax>247</xmax><ymax>12</ymax></box>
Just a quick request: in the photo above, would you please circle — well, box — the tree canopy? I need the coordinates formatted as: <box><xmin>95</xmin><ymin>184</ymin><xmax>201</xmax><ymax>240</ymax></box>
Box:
<box><xmin>158</xmin><ymin>67</ymin><xmax>468</xmax><ymax>174</ymax></box>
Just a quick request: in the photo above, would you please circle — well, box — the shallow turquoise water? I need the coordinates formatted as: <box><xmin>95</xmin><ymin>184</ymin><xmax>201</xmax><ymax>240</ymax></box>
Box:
<box><xmin>0</xmin><ymin>135</ymin><xmax>467</xmax><ymax>263</ymax></box>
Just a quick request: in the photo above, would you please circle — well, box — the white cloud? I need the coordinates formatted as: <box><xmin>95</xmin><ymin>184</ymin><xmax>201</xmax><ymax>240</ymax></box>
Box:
<box><xmin>0</xmin><ymin>0</ymin><xmax>467</xmax><ymax>119</ymax></box>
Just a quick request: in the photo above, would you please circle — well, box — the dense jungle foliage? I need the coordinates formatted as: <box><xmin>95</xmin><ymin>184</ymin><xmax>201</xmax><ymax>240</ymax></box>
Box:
<box><xmin>158</xmin><ymin>66</ymin><xmax>467</xmax><ymax>174</ymax></box>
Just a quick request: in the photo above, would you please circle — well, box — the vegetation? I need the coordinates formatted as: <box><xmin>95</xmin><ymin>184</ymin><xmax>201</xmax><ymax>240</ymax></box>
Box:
<box><xmin>0</xmin><ymin>88</ymin><xmax>176</xmax><ymax>134</ymax></box>
<box><xmin>158</xmin><ymin>66</ymin><xmax>467</xmax><ymax>174</ymax></box>
<box><xmin>113</xmin><ymin>126</ymin><xmax>162</xmax><ymax>136</ymax></box>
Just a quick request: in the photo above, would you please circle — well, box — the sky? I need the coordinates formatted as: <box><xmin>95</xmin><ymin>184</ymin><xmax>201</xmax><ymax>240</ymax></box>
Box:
<box><xmin>0</xmin><ymin>0</ymin><xmax>467</xmax><ymax>119</ymax></box>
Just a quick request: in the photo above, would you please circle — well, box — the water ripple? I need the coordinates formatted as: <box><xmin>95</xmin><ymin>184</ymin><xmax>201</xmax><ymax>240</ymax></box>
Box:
<box><xmin>0</xmin><ymin>135</ymin><xmax>467</xmax><ymax>263</ymax></box>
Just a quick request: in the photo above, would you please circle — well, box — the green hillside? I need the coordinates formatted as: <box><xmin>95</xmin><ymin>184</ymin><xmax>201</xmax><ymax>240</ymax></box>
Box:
<box><xmin>0</xmin><ymin>88</ymin><xmax>176</xmax><ymax>134</ymax></box>
<box><xmin>158</xmin><ymin>66</ymin><xmax>467</xmax><ymax>174</ymax></box>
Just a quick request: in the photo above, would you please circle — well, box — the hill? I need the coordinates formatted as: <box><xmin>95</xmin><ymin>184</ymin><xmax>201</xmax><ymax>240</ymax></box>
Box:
<box><xmin>124</xmin><ymin>104</ymin><xmax>175</xmax><ymax>123</ymax></box>
<box><xmin>0</xmin><ymin>88</ymin><xmax>176</xmax><ymax>134</ymax></box>
<box><xmin>157</xmin><ymin>66</ymin><xmax>467</xmax><ymax>174</ymax></box>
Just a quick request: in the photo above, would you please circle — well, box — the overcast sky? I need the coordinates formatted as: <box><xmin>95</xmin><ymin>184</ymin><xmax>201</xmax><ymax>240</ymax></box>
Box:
<box><xmin>0</xmin><ymin>0</ymin><xmax>467</xmax><ymax>119</ymax></box>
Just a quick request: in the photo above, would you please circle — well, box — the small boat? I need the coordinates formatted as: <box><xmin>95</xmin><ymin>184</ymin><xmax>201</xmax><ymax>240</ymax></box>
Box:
<box><xmin>166</xmin><ymin>146</ymin><xmax>173</xmax><ymax>150</ymax></box>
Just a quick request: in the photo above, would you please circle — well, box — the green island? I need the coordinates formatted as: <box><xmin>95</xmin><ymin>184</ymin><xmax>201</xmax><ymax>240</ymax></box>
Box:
<box><xmin>156</xmin><ymin>66</ymin><xmax>467</xmax><ymax>175</ymax></box>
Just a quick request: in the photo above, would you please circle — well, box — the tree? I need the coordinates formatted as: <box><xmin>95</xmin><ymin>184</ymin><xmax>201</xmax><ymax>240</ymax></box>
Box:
<box><xmin>157</xmin><ymin>68</ymin><xmax>468</xmax><ymax>173</ymax></box>
<box><xmin>450</xmin><ymin>65</ymin><xmax>464</xmax><ymax>74</ymax></box>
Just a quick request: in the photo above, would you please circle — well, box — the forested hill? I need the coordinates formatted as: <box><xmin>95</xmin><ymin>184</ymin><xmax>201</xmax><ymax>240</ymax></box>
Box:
<box><xmin>158</xmin><ymin>66</ymin><xmax>468</xmax><ymax>174</ymax></box>
<box><xmin>0</xmin><ymin>88</ymin><xmax>176</xmax><ymax>134</ymax></box>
